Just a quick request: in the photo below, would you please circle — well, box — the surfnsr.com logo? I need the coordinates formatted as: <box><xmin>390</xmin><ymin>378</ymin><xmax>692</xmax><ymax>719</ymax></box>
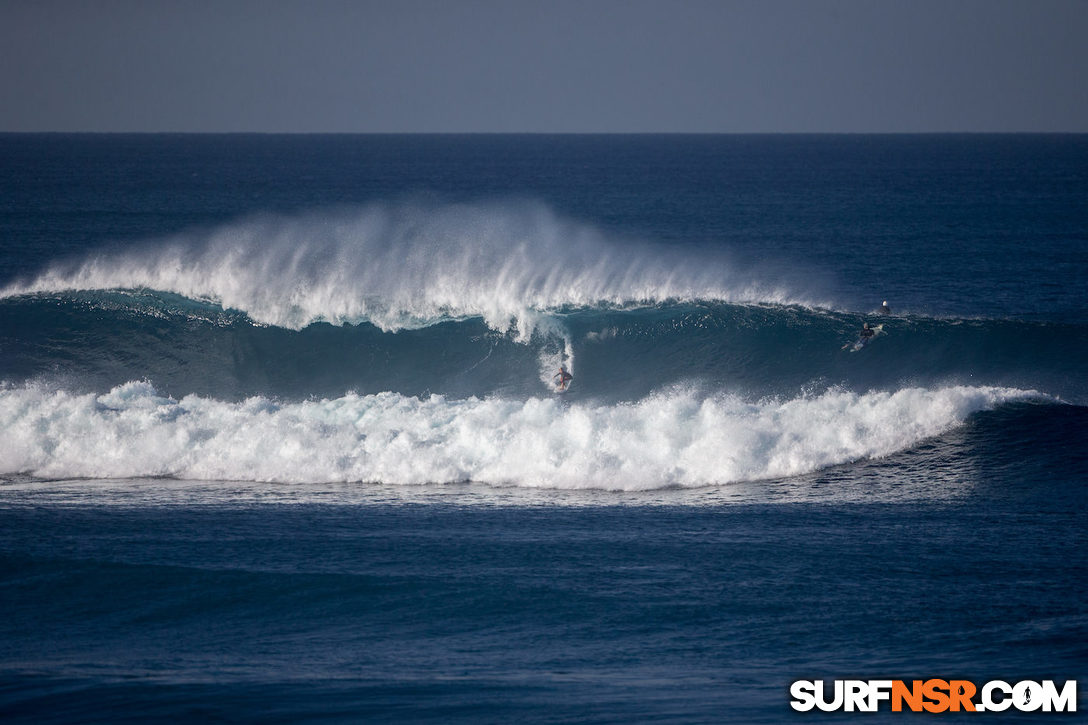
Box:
<box><xmin>790</xmin><ymin>679</ymin><xmax>1077</xmax><ymax>713</ymax></box>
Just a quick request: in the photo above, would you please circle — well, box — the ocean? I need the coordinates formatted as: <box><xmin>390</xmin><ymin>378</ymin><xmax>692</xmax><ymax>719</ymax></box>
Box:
<box><xmin>0</xmin><ymin>134</ymin><xmax>1085</xmax><ymax>722</ymax></box>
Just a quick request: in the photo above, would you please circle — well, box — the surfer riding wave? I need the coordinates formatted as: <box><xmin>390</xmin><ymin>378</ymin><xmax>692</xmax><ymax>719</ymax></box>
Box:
<box><xmin>554</xmin><ymin>367</ymin><xmax>573</xmax><ymax>392</ymax></box>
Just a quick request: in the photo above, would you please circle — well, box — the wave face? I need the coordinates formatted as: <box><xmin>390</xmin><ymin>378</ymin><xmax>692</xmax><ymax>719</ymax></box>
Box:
<box><xmin>1</xmin><ymin>292</ymin><xmax>1085</xmax><ymax>404</ymax></box>
<box><xmin>3</xmin><ymin>201</ymin><xmax>1085</xmax><ymax>406</ymax></box>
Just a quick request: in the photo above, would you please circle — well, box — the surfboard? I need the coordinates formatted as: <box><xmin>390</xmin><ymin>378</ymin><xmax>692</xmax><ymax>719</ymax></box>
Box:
<box><xmin>845</xmin><ymin>324</ymin><xmax>883</xmax><ymax>352</ymax></box>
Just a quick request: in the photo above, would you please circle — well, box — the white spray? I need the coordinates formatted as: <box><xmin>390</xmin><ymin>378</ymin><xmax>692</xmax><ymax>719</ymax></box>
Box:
<box><xmin>0</xmin><ymin>201</ymin><xmax>820</xmax><ymax>337</ymax></box>
<box><xmin>0</xmin><ymin>381</ymin><xmax>1042</xmax><ymax>490</ymax></box>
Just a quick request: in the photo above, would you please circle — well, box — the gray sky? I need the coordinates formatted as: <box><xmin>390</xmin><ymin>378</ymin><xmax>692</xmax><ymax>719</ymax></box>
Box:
<box><xmin>2</xmin><ymin>0</ymin><xmax>1086</xmax><ymax>132</ymax></box>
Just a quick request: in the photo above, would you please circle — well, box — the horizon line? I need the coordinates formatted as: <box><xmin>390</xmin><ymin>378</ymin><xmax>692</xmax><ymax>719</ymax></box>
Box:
<box><xmin>3</xmin><ymin>130</ymin><xmax>1087</xmax><ymax>136</ymax></box>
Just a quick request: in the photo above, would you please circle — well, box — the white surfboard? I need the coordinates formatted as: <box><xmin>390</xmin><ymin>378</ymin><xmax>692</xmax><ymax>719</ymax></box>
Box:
<box><xmin>844</xmin><ymin>324</ymin><xmax>883</xmax><ymax>352</ymax></box>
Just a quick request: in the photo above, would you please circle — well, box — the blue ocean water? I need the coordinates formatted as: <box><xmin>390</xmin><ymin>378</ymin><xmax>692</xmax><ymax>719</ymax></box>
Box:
<box><xmin>0</xmin><ymin>134</ymin><xmax>1085</xmax><ymax>722</ymax></box>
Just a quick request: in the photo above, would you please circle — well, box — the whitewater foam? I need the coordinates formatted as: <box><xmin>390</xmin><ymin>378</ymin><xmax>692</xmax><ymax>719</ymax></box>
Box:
<box><xmin>0</xmin><ymin>381</ymin><xmax>1042</xmax><ymax>490</ymax></box>
<box><xmin>0</xmin><ymin>201</ymin><xmax>819</xmax><ymax>337</ymax></box>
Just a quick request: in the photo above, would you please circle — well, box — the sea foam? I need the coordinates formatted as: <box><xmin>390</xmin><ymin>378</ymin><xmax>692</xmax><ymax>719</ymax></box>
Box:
<box><xmin>0</xmin><ymin>381</ymin><xmax>1040</xmax><ymax>490</ymax></box>
<box><xmin>0</xmin><ymin>201</ymin><xmax>818</xmax><ymax>338</ymax></box>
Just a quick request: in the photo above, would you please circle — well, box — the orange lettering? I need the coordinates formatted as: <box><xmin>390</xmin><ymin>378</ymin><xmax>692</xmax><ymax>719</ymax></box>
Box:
<box><xmin>892</xmin><ymin>680</ymin><xmax>924</xmax><ymax>712</ymax></box>
<box><xmin>922</xmin><ymin>679</ymin><xmax>951</xmax><ymax>713</ymax></box>
<box><xmin>948</xmin><ymin>680</ymin><xmax>976</xmax><ymax>712</ymax></box>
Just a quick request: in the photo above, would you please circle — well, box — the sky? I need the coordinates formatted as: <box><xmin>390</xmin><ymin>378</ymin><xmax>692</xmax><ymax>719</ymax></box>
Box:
<box><xmin>1</xmin><ymin>0</ymin><xmax>1086</xmax><ymax>133</ymax></box>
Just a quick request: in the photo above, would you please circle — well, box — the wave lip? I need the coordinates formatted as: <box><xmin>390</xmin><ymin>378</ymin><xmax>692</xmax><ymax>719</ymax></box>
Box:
<box><xmin>0</xmin><ymin>381</ymin><xmax>1044</xmax><ymax>490</ymax></box>
<box><xmin>0</xmin><ymin>201</ymin><xmax>820</xmax><ymax>337</ymax></box>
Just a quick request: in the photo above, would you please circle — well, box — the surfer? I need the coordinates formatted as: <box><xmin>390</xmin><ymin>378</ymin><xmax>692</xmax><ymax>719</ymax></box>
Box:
<box><xmin>843</xmin><ymin>321</ymin><xmax>881</xmax><ymax>350</ymax></box>
<box><xmin>880</xmin><ymin>300</ymin><xmax>891</xmax><ymax>315</ymax></box>
<box><xmin>554</xmin><ymin>366</ymin><xmax>573</xmax><ymax>391</ymax></box>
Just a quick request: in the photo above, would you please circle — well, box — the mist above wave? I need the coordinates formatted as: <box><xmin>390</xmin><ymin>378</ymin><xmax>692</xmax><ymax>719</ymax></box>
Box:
<box><xmin>0</xmin><ymin>201</ymin><xmax>817</xmax><ymax>337</ymax></box>
<box><xmin>0</xmin><ymin>381</ymin><xmax>1041</xmax><ymax>490</ymax></box>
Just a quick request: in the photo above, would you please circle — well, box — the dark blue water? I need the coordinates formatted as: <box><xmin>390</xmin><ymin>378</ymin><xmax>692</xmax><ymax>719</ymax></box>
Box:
<box><xmin>0</xmin><ymin>135</ymin><xmax>1086</xmax><ymax>721</ymax></box>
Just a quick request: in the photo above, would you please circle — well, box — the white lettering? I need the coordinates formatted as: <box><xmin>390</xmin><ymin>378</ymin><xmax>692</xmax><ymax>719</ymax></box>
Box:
<box><xmin>867</xmin><ymin>680</ymin><xmax>893</xmax><ymax>711</ymax></box>
<box><xmin>1041</xmin><ymin>680</ymin><xmax>1077</xmax><ymax>712</ymax></box>
<box><xmin>1014</xmin><ymin>680</ymin><xmax>1043</xmax><ymax>711</ymax></box>
<box><xmin>789</xmin><ymin>680</ymin><xmax>816</xmax><ymax>712</ymax></box>
<box><xmin>845</xmin><ymin>680</ymin><xmax>868</xmax><ymax>712</ymax></box>
<box><xmin>982</xmin><ymin>680</ymin><xmax>1013</xmax><ymax>712</ymax></box>
<box><xmin>815</xmin><ymin>679</ymin><xmax>844</xmax><ymax>712</ymax></box>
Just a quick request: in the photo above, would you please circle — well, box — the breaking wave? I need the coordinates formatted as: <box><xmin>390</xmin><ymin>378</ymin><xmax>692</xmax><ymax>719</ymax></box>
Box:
<box><xmin>0</xmin><ymin>201</ymin><xmax>822</xmax><ymax>338</ymax></box>
<box><xmin>0</xmin><ymin>381</ymin><xmax>1045</xmax><ymax>490</ymax></box>
<box><xmin>1</xmin><ymin>201</ymin><xmax>1080</xmax><ymax>490</ymax></box>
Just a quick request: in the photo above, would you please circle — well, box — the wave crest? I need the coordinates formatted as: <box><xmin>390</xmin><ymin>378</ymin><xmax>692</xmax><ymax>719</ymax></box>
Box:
<box><xmin>0</xmin><ymin>201</ymin><xmax>818</xmax><ymax>336</ymax></box>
